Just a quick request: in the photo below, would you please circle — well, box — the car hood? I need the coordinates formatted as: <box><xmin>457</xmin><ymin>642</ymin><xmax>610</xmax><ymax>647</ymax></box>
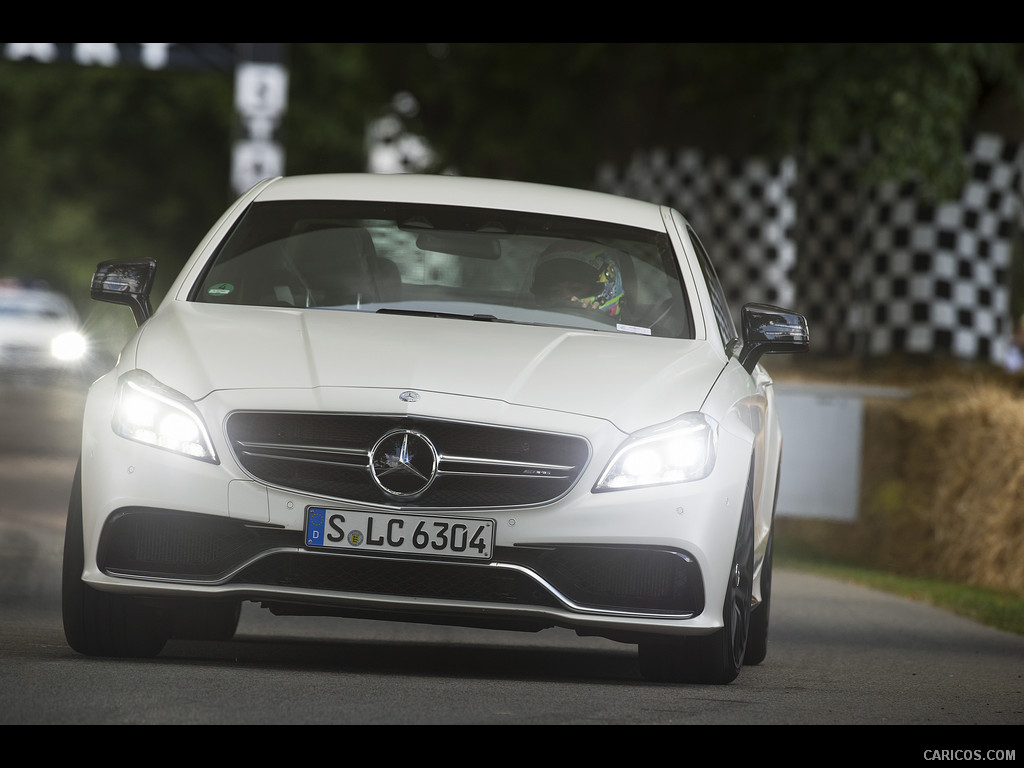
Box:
<box><xmin>132</xmin><ymin>303</ymin><xmax>726</xmax><ymax>432</ymax></box>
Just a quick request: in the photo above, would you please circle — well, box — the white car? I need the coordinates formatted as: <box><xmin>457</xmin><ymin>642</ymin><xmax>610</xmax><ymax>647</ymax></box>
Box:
<box><xmin>62</xmin><ymin>174</ymin><xmax>808</xmax><ymax>684</ymax></box>
<box><xmin>0</xmin><ymin>281</ymin><xmax>89</xmax><ymax>378</ymax></box>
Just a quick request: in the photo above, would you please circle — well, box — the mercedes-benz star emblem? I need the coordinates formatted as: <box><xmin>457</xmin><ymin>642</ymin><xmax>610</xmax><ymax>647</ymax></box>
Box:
<box><xmin>369</xmin><ymin>429</ymin><xmax>438</xmax><ymax>497</ymax></box>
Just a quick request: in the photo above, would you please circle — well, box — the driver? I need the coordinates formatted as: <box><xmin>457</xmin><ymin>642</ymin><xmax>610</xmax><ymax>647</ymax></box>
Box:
<box><xmin>531</xmin><ymin>245</ymin><xmax>624</xmax><ymax>317</ymax></box>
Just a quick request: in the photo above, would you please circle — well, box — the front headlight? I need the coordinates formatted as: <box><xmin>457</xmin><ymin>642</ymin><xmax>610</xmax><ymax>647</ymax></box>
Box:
<box><xmin>51</xmin><ymin>330</ymin><xmax>87</xmax><ymax>361</ymax></box>
<box><xmin>595</xmin><ymin>412</ymin><xmax>717</xmax><ymax>491</ymax></box>
<box><xmin>112</xmin><ymin>370</ymin><xmax>219</xmax><ymax>463</ymax></box>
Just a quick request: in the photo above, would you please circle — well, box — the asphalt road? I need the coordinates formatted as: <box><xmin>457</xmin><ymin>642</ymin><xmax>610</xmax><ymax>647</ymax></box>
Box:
<box><xmin>1</xmin><ymin>376</ymin><xmax>1023</xmax><ymax>732</ymax></box>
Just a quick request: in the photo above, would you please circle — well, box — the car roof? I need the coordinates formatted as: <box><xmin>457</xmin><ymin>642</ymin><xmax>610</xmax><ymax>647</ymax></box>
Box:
<box><xmin>0</xmin><ymin>286</ymin><xmax>79</xmax><ymax>322</ymax></box>
<box><xmin>0</xmin><ymin>283</ymin><xmax>73</xmax><ymax>307</ymax></box>
<box><xmin>252</xmin><ymin>174</ymin><xmax>671</xmax><ymax>232</ymax></box>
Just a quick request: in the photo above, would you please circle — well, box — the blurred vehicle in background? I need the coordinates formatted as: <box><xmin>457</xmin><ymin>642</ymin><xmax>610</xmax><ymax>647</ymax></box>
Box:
<box><xmin>0</xmin><ymin>279</ymin><xmax>90</xmax><ymax>383</ymax></box>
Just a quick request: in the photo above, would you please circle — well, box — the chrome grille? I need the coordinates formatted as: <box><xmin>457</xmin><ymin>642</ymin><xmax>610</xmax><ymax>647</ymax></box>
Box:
<box><xmin>226</xmin><ymin>412</ymin><xmax>590</xmax><ymax>508</ymax></box>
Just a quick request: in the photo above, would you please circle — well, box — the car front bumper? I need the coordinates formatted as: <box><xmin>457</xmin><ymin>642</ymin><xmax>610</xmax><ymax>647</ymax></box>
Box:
<box><xmin>79</xmin><ymin>375</ymin><xmax>753</xmax><ymax>641</ymax></box>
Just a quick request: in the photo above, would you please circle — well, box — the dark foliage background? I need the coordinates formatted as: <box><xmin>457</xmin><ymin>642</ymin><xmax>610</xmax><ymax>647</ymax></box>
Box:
<box><xmin>1</xmin><ymin>43</ymin><xmax>1021</xmax><ymax>306</ymax></box>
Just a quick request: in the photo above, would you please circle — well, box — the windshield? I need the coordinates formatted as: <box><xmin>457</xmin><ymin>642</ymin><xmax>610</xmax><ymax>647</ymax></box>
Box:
<box><xmin>0</xmin><ymin>289</ymin><xmax>78</xmax><ymax>322</ymax></box>
<box><xmin>192</xmin><ymin>200</ymin><xmax>693</xmax><ymax>338</ymax></box>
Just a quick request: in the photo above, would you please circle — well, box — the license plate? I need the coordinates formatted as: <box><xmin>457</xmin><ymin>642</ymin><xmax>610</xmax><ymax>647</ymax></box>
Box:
<box><xmin>305</xmin><ymin>507</ymin><xmax>494</xmax><ymax>560</ymax></box>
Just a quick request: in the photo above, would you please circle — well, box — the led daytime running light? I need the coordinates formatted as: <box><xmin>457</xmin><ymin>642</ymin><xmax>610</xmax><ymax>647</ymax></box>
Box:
<box><xmin>596</xmin><ymin>413</ymin><xmax>717</xmax><ymax>491</ymax></box>
<box><xmin>112</xmin><ymin>371</ymin><xmax>218</xmax><ymax>463</ymax></box>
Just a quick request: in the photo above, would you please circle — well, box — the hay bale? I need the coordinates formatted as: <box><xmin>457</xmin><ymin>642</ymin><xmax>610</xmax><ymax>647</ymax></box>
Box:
<box><xmin>775</xmin><ymin>360</ymin><xmax>1024</xmax><ymax>597</ymax></box>
<box><xmin>899</xmin><ymin>381</ymin><xmax>1024</xmax><ymax>594</ymax></box>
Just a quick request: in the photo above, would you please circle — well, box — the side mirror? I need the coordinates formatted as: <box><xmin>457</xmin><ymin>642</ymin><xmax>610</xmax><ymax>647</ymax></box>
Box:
<box><xmin>737</xmin><ymin>303</ymin><xmax>809</xmax><ymax>373</ymax></box>
<box><xmin>91</xmin><ymin>258</ymin><xmax>157</xmax><ymax>326</ymax></box>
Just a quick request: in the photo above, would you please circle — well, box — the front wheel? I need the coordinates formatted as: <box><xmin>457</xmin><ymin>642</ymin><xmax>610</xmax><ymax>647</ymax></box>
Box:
<box><xmin>638</xmin><ymin>477</ymin><xmax>755</xmax><ymax>684</ymax></box>
<box><xmin>62</xmin><ymin>460</ymin><xmax>171</xmax><ymax>658</ymax></box>
<box><xmin>744</xmin><ymin>523</ymin><xmax>774</xmax><ymax>666</ymax></box>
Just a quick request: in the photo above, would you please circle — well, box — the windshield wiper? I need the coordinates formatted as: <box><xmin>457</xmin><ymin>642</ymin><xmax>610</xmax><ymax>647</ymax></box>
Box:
<box><xmin>376</xmin><ymin>308</ymin><xmax>509</xmax><ymax>323</ymax></box>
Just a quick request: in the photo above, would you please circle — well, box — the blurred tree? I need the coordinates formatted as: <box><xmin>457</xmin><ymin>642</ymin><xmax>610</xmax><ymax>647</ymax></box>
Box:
<box><xmin>351</xmin><ymin>43</ymin><xmax>1024</xmax><ymax>198</ymax></box>
<box><xmin>767</xmin><ymin>43</ymin><xmax>1024</xmax><ymax>198</ymax></box>
<box><xmin>283</xmin><ymin>43</ymin><xmax>395</xmax><ymax>175</ymax></box>
<box><xmin>0</xmin><ymin>59</ymin><xmax>232</xmax><ymax>301</ymax></box>
<box><xmin>0</xmin><ymin>42</ymin><xmax>1021</xmax><ymax>309</ymax></box>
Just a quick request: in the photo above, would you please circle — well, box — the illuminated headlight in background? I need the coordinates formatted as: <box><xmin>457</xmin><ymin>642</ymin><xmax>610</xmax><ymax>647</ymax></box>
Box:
<box><xmin>112</xmin><ymin>370</ymin><xmax>218</xmax><ymax>463</ymax></box>
<box><xmin>595</xmin><ymin>413</ymin><xmax>718</xmax><ymax>491</ymax></box>
<box><xmin>50</xmin><ymin>331</ymin><xmax>87</xmax><ymax>361</ymax></box>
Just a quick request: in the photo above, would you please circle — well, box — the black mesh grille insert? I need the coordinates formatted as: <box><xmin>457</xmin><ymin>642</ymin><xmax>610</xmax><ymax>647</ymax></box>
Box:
<box><xmin>226</xmin><ymin>412</ymin><xmax>590</xmax><ymax>508</ymax></box>
<box><xmin>98</xmin><ymin>510</ymin><xmax>702</xmax><ymax>616</ymax></box>
<box><xmin>99</xmin><ymin>508</ymin><xmax>301</xmax><ymax>579</ymax></box>
<box><xmin>510</xmin><ymin>545</ymin><xmax>703</xmax><ymax>614</ymax></box>
<box><xmin>229</xmin><ymin>547</ymin><xmax>700</xmax><ymax>614</ymax></box>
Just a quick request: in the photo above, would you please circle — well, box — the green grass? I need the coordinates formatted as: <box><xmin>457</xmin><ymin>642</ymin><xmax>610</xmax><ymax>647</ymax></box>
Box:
<box><xmin>776</xmin><ymin>550</ymin><xmax>1024</xmax><ymax>637</ymax></box>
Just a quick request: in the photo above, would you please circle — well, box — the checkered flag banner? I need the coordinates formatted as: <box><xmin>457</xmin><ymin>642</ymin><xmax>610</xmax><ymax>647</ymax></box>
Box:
<box><xmin>596</xmin><ymin>133</ymin><xmax>1024</xmax><ymax>365</ymax></box>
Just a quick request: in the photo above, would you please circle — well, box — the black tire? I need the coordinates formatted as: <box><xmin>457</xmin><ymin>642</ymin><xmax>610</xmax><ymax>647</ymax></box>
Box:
<box><xmin>62</xmin><ymin>460</ymin><xmax>171</xmax><ymax>658</ymax></box>
<box><xmin>744</xmin><ymin>523</ymin><xmax>773</xmax><ymax>666</ymax></box>
<box><xmin>688</xmin><ymin>482</ymin><xmax>754</xmax><ymax>684</ymax></box>
<box><xmin>638</xmin><ymin>472</ymin><xmax>755</xmax><ymax>684</ymax></box>
<box><xmin>746</xmin><ymin>464</ymin><xmax>781</xmax><ymax>667</ymax></box>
